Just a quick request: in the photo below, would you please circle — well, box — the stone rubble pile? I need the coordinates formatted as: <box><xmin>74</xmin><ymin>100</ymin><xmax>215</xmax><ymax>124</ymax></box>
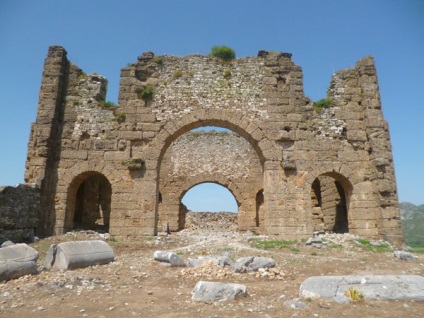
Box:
<box><xmin>305</xmin><ymin>231</ymin><xmax>360</xmax><ymax>247</ymax></box>
<box><xmin>184</xmin><ymin>212</ymin><xmax>238</xmax><ymax>232</ymax></box>
<box><xmin>180</xmin><ymin>261</ymin><xmax>236</xmax><ymax>279</ymax></box>
<box><xmin>252</xmin><ymin>267</ymin><xmax>286</xmax><ymax>280</ymax></box>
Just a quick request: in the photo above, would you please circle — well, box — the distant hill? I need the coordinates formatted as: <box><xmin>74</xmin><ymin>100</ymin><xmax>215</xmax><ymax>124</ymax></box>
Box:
<box><xmin>400</xmin><ymin>202</ymin><xmax>424</xmax><ymax>245</ymax></box>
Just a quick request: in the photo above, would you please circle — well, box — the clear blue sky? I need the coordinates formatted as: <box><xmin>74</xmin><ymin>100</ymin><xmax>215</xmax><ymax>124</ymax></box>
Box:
<box><xmin>0</xmin><ymin>0</ymin><xmax>423</xmax><ymax>210</ymax></box>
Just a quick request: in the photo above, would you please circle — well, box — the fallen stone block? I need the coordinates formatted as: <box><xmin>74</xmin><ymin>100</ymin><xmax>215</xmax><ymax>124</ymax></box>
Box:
<box><xmin>1</xmin><ymin>240</ymin><xmax>14</xmax><ymax>247</ymax></box>
<box><xmin>188</xmin><ymin>256</ymin><xmax>233</xmax><ymax>268</ymax></box>
<box><xmin>0</xmin><ymin>243</ymin><xmax>38</xmax><ymax>281</ymax></box>
<box><xmin>44</xmin><ymin>240</ymin><xmax>115</xmax><ymax>270</ymax></box>
<box><xmin>192</xmin><ymin>281</ymin><xmax>247</xmax><ymax>301</ymax></box>
<box><xmin>284</xmin><ymin>299</ymin><xmax>307</xmax><ymax>309</ymax></box>
<box><xmin>154</xmin><ymin>251</ymin><xmax>185</xmax><ymax>266</ymax></box>
<box><xmin>232</xmin><ymin>256</ymin><xmax>275</xmax><ymax>273</ymax></box>
<box><xmin>394</xmin><ymin>250</ymin><xmax>416</xmax><ymax>261</ymax></box>
<box><xmin>305</xmin><ymin>237</ymin><xmax>323</xmax><ymax>245</ymax></box>
<box><xmin>300</xmin><ymin>275</ymin><xmax>424</xmax><ymax>303</ymax></box>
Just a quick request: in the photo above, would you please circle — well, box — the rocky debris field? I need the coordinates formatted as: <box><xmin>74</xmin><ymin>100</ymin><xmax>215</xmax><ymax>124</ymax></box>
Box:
<box><xmin>1</xmin><ymin>219</ymin><xmax>424</xmax><ymax>317</ymax></box>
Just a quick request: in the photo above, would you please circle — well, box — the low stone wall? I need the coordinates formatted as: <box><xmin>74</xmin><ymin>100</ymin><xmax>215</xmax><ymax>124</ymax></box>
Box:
<box><xmin>0</xmin><ymin>184</ymin><xmax>40</xmax><ymax>242</ymax></box>
<box><xmin>184</xmin><ymin>212</ymin><xmax>238</xmax><ymax>232</ymax></box>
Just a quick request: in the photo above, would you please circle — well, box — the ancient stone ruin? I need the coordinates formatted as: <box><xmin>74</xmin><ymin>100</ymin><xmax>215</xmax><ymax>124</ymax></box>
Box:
<box><xmin>9</xmin><ymin>46</ymin><xmax>403</xmax><ymax>243</ymax></box>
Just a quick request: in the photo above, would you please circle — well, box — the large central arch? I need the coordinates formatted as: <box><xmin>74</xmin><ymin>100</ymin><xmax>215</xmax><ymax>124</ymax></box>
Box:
<box><xmin>150</xmin><ymin>110</ymin><xmax>278</xmax><ymax>170</ymax></box>
<box><xmin>154</xmin><ymin>111</ymin><xmax>272</xmax><ymax>233</ymax></box>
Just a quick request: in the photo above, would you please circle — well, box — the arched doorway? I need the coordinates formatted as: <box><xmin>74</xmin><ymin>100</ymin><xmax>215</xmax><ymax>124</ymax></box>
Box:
<box><xmin>65</xmin><ymin>172</ymin><xmax>111</xmax><ymax>232</ymax></box>
<box><xmin>311</xmin><ymin>173</ymin><xmax>351</xmax><ymax>233</ymax></box>
<box><xmin>180</xmin><ymin>182</ymin><xmax>239</xmax><ymax>231</ymax></box>
<box><xmin>157</xmin><ymin>123</ymin><xmax>264</xmax><ymax>233</ymax></box>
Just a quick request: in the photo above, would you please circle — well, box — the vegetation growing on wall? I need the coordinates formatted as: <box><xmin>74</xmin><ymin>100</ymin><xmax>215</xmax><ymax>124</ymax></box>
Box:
<box><xmin>209</xmin><ymin>45</ymin><xmax>236</xmax><ymax>62</ymax></box>
<box><xmin>101</xmin><ymin>101</ymin><xmax>117</xmax><ymax>109</ymax></box>
<box><xmin>114</xmin><ymin>110</ymin><xmax>126</xmax><ymax>123</ymax></box>
<box><xmin>139</xmin><ymin>84</ymin><xmax>154</xmax><ymax>101</ymax></box>
<box><xmin>313</xmin><ymin>98</ymin><xmax>334</xmax><ymax>113</ymax></box>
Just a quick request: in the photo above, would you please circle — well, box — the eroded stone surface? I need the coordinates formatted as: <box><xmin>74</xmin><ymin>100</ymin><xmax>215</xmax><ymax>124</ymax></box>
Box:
<box><xmin>300</xmin><ymin>275</ymin><xmax>424</xmax><ymax>303</ymax></box>
<box><xmin>192</xmin><ymin>281</ymin><xmax>247</xmax><ymax>301</ymax></box>
<box><xmin>44</xmin><ymin>240</ymin><xmax>115</xmax><ymax>270</ymax></box>
<box><xmin>0</xmin><ymin>244</ymin><xmax>39</xmax><ymax>281</ymax></box>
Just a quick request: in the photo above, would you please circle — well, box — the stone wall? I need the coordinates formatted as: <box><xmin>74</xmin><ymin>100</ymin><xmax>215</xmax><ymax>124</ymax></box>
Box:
<box><xmin>0</xmin><ymin>184</ymin><xmax>40</xmax><ymax>242</ymax></box>
<box><xmin>158</xmin><ymin>131</ymin><xmax>263</xmax><ymax>231</ymax></box>
<box><xmin>23</xmin><ymin>46</ymin><xmax>403</xmax><ymax>244</ymax></box>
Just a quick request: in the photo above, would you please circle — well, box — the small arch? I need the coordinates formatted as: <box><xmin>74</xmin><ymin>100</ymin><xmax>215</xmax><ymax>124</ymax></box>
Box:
<box><xmin>181</xmin><ymin>182</ymin><xmax>240</xmax><ymax>212</ymax></box>
<box><xmin>65</xmin><ymin>171</ymin><xmax>112</xmax><ymax>233</ymax></box>
<box><xmin>310</xmin><ymin>172</ymin><xmax>352</xmax><ymax>233</ymax></box>
<box><xmin>179</xmin><ymin>182</ymin><xmax>240</xmax><ymax>229</ymax></box>
<box><xmin>175</xmin><ymin>181</ymin><xmax>241</xmax><ymax>231</ymax></box>
<box><xmin>255</xmin><ymin>189</ymin><xmax>264</xmax><ymax>228</ymax></box>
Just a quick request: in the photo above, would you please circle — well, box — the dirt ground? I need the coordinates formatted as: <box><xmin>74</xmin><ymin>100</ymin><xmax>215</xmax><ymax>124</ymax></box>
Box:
<box><xmin>1</xmin><ymin>218</ymin><xmax>423</xmax><ymax>317</ymax></box>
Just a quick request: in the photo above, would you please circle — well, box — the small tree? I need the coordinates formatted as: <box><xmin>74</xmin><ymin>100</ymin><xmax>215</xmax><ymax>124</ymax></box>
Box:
<box><xmin>209</xmin><ymin>45</ymin><xmax>236</xmax><ymax>62</ymax></box>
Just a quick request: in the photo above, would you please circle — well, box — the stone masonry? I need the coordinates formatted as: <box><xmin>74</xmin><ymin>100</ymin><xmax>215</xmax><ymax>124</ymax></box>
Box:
<box><xmin>21</xmin><ymin>46</ymin><xmax>403</xmax><ymax>243</ymax></box>
<box><xmin>0</xmin><ymin>184</ymin><xmax>40</xmax><ymax>242</ymax></box>
<box><xmin>158</xmin><ymin>131</ymin><xmax>263</xmax><ymax>232</ymax></box>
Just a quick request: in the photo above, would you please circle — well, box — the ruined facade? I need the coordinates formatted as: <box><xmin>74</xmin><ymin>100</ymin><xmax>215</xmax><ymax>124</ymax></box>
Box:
<box><xmin>23</xmin><ymin>46</ymin><xmax>403</xmax><ymax>243</ymax></box>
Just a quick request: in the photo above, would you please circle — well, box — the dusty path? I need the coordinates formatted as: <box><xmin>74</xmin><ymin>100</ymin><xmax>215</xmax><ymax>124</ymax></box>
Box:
<box><xmin>0</xmin><ymin>228</ymin><xmax>423</xmax><ymax>317</ymax></box>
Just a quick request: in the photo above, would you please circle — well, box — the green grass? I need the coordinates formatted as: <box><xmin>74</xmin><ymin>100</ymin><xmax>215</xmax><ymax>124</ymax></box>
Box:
<box><xmin>101</xmin><ymin>100</ymin><xmax>117</xmax><ymax>109</ymax></box>
<box><xmin>313</xmin><ymin>98</ymin><xmax>334</xmax><ymax>113</ymax></box>
<box><xmin>328</xmin><ymin>244</ymin><xmax>344</xmax><ymax>250</ymax></box>
<box><xmin>354</xmin><ymin>238</ymin><xmax>393</xmax><ymax>253</ymax></box>
<box><xmin>408</xmin><ymin>243</ymin><xmax>424</xmax><ymax>254</ymax></box>
<box><xmin>173</xmin><ymin>69</ymin><xmax>183</xmax><ymax>78</ymax></box>
<box><xmin>345</xmin><ymin>287</ymin><xmax>364</xmax><ymax>302</ymax></box>
<box><xmin>250</xmin><ymin>239</ymin><xmax>297</xmax><ymax>251</ymax></box>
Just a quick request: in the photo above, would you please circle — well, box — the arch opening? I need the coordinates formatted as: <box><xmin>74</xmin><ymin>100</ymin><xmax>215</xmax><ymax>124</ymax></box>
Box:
<box><xmin>179</xmin><ymin>182</ymin><xmax>239</xmax><ymax>232</ymax></box>
<box><xmin>255</xmin><ymin>189</ymin><xmax>264</xmax><ymax>228</ymax></box>
<box><xmin>158</xmin><ymin>120</ymin><xmax>266</xmax><ymax>169</ymax></box>
<box><xmin>310</xmin><ymin>174</ymin><xmax>350</xmax><ymax>234</ymax></box>
<box><xmin>181</xmin><ymin>182</ymin><xmax>239</xmax><ymax>213</ymax></box>
<box><xmin>65</xmin><ymin>172</ymin><xmax>111</xmax><ymax>233</ymax></box>
<box><xmin>157</xmin><ymin>123</ymin><xmax>264</xmax><ymax>233</ymax></box>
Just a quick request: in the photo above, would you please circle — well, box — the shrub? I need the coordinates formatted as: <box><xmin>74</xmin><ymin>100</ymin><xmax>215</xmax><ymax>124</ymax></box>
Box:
<box><xmin>223</xmin><ymin>67</ymin><xmax>231</xmax><ymax>79</ymax></box>
<box><xmin>313</xmin><ymin>98</ymin><xmax>334</xmax><ymax>113</ymax></box>
<box><xmin>345</xmin><ymin>287</ymin><xmax>364</xmax><ymax>302</ymax></box>
<box><xmin>209</xmin><ymin>45</ymin><xmax>236</xmax><ymax>62</ymax></box>
<box><xmin>173</xmin><ymin>69</ymin><xmax>183</xmax><ymax>78</ymax></box>
<box><xmin>153</xmin><ymin>56</ymin><xmax>164</xmax><ymax>65</ymax></box>
<box><xmin>114</xmin><ymin>110</ymin><xmax>126</xmax><ymax>123</ymax></box>
<box><xmin>139</xmin><ymin>84</ymin><xmax>154</xmax><ymax>100</ymax></box>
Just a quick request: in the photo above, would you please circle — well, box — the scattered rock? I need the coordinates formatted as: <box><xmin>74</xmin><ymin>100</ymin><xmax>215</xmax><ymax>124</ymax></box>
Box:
<box><xmin>305</xmin><ymin>238</ymin><xmax>323</xmax><ymax>246</ymax></box>
<box><xmin>284</xmin><ymin>299</ymin><xmax>307</xmax><ymax>309</ymax></box>
<box><xmin>394</xmin><ymin>250</ymin><xmax>416</xmax><ymax>261</ymax></box>
<box><xmin>300</xmin><ymin>275</ymin><xmax>424</xmax><ymax>303</ymax></box>
<box><xmin>192</xmin><ymin>281</ymin><xmax>247</xmax><ymax>301</ymax></box>
<box><xmin>181</xmin><ymin>260</ymin><xmax>234</xmax><ymax>279</ymax></box>
<box><xmin>154</xmin><ymin>251</ymin><xmax>185</xmax><ymax>266</ymax></box>
<box><xmin>188</xmin><ymin>256</ymin><xmax>233</xmax><ymax>268</ymax></box>
<box><xmin>44</xmin><ymin>240</ymin><xmax>115</xmax><ymax>270</ymax></box>
<box><xmin>0</xmin><ymin>243</ymin><xmax>38</xmax><ymax>281</ymax></box>
<box><xmin>255</xmin><ymin>267</ymin><xmax>285</xmax><ymax>280</ymax></box>
<box><xmin>232</xmin><ymin>256</ymin><xmax>275</xmax><ymax>273</ymax></box>
<box><xmin>1</xmin><ymin>240</ymin><xmax>14</xmax><ymax>247</ymax></box>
